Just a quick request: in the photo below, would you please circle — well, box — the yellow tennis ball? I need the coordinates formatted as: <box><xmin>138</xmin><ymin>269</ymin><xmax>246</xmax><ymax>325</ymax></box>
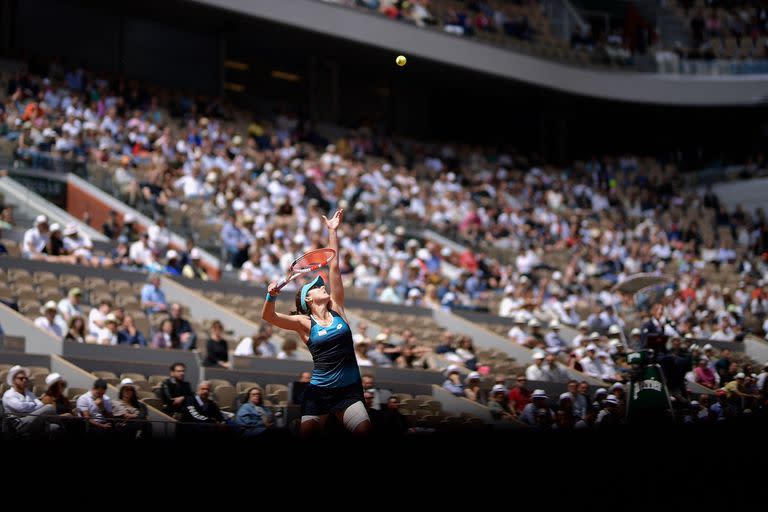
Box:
<box><xmin>396</xmin><ymin>55</ymin><xmax>407</xmax><ymax>67</ymax></box>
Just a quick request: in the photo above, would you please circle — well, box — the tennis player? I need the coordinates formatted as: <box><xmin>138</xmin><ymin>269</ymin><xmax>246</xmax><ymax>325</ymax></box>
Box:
<box><xmin>262</xmin><ymin>209</ymin><xmax>371</xmax><ymax>436</ymax></box>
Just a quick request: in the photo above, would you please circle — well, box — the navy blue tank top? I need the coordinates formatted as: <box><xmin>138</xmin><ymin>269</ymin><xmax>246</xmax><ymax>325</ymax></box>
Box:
<box><xmin>306</xmin><ymin>310</ymin><xmax>360</xmax><ymax>388</ymax></box>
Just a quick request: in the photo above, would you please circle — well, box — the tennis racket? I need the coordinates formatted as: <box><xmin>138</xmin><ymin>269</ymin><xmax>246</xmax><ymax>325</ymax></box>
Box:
<box><xmin>274</xmin><ymin>247</ymin><xmax>336</xmax><ymax>291</ymax></box>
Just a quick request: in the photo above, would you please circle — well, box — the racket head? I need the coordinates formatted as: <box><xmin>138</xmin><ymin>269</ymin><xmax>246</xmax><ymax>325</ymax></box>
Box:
<box><xmin>290</xmin><ymin>248</ymin><xmax>336</xmax><ymax>273</ymax></box>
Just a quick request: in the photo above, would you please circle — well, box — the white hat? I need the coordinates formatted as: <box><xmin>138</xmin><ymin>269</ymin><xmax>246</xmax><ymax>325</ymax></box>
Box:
<box><xmin>608</xmin><ymin>339</ymin><xmax>621</xmax><ymax>347</ymax></box>
<box><xmin>407</xmin><ymin>288</ymin><xmax>422</xmax><ymax>298</ymax></box>
<box><xmin>49</xmin><ymin>223</ymin><xmax>61</xmax><ymax>232</ymax></box>
<box><xmin>34</xmin><ymin>214</ymin><xmax>48</xmax><ymax>225</ymax></box>
<box><xmin>445</xmin><ymin>364</ymin><xmax>461</xmax><ymax>375</ymax></box>
<box><xmin>552</xmin><ymin>271</ymin><xmax>562</xmax><ymax>281</ymax></box>
<box><xmin>514</xmin><ymin>313</ymin><xmax>527</xmax><ymax>324</ymax></box>
<box><xmin>166</xmin><ymin>249</ymin><xmax>179</xmax><ymax>260</ymax></box>
<box><xmin>190</xmin><ymin>248</ymin><xmax>202</xmax><ymax>259</ymax></box>
<box><xmin>440</xmin><ymin>247</ymin><xmax>452</xmax><ymax>257</ymax></box>
<box><xmin>703</xmin><ymin>344</ymin><xmax>714</xmax><ymax>351</ymax></box>
<box><xmin>604</xmin><ymin>394</ymin><xmax>619</xmax><ymax>405</ymax></box>
<box><xmin>630</xmin><ymin>328</ymin><xmax>641</xmax><ymax>336</ymax></box>
<box><xmin>589</xmin><ymin>332</ymin><xmax>600</xmax><ymax>341</ymax></box>
<box><xmin>735</xmin><ymin>372</ymin><xmax>746</xmax><ymax>379</ymax></box>
<box><xmin>40</xmin><ymin>300</ymin><xmax>58</xmax><ymax>314</ymax></box>
<box><xmin>7</xmin><ymin>365</ymin><xmax>31</xmax><ymax>387</ymax></box>
<box><xmin>549</xmin><ymin>320</ymin><xmax>561</xmax><ymax>330</ymax></box>
<box><xmin>532</xmin><ymin>351</ymin><xmax>546</xmax><ymax>360</ymax></box>
<box><xmin>586</xmin><ymin>343</ymin><xmax>598</xmax><ymax>351</ymax></box>
<box><xmin>416</xmin><ymin>248</ymin><xmax>430</xmax><ymax>261</ymax></box>
<box><xmin>206</xmin><ymin>172</ymin><xmax>218</xmax><ymax>183</ymax></box>
<box><xmin>578</xmin><ymin>321</ymin><xmax>588</xmax><ymax>329</ymax></box>
<box><xmin>352</xmin><ymin>333</ymin><xmax>366</xmax><ymax>344</ymax></box>
<box><xmin>574</xmin><ymin>348</ymin><xmax>585</xmax><ymax>358</ymax></box>
<box><xmin>45</xmin><ymin>373</ymin><xmax>65</xmax><ymax>387</ymax></box>
<box><xmin>118</xmin><ymin>378</ymin><xmax>136</xmax><ymax>393</ymax></box>
<box><xmin>406</xmin><ymin>239</ymin><xmax>419</xmax><ymax>248</ymax></box>
<box><xmin>527</xmin><ymin>318</ymin><xmax>541</xmax><ymax>328</ymax></box>
<box><xmin>531</xmin><ymin>389</ymin><xmax>548</xmax><ymax>399</ymax></box>
<box><xmin>608</xmin><ymin>325</ymin><xmax>622</xmax><ymax>335</ymax></box>
<box><xmin>690</xmin><ymin>401</ymin><xmax>700</xmax><ymax>407</ymax></box>
<box><xmin>595</xmin><ymin>387</ymin><xmax>608</xmax><ymax>395</ymax></box>
<box><xmin>467</xmin><ymin>371</ymin><xmax>481</xmax><ymax>381</ymax></box>
<box><xmin>63</xmin><ymin>224</ymin><xmax>78</xmax><ymax>236</ymax></box>
<box><xmin>375</xmin><ymin>333</ymin><xmax>389</xmax><ymax>342</ymax></box>
<box><xmin>105</xmin><ymin>313</ymin><xmax>118</xmax><ymax>324</ymax></box>
<box><xmin>491</xmin><ymin>384</ymin><xmax>506</xmax><ymax>394</ymax></box>
<box><xmin>610</xmin><ymin>382</ymin><xmax>624</xmax><ymax>391</ymax></box>
<box><xmin>394</xmin><ymin>226</ymin><xmax>406</xmax><ymax>236</ymax></box>
<box><xmin>559</xmin><ymin>392</ymin><xmax>572</xmax><ymax>401</ymax></box>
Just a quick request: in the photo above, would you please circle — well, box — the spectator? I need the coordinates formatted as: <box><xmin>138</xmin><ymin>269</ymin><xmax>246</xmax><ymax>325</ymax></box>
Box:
<box><xmin>203</xmin><ymin>320</ymin><xmax>230</xmax><ymax>368</ymax></box>
<box><xmin>22</xmin><ymin>214</ymin><xmax>48</xmax><ymax>259</ymax></box>
<box><xmin>694</xmin><ymin>357</ymin><xmax>717</xmax><ymax>389</ymax></box>
<box><xmin>367</xmin><ymin>394</ymin><xmax>408</xmax><ymax>436</ymax></box>
<box><xmin>508</xmin><ymin>375</ymin><xmax>532</xmax><ymax>414</ymax></box>
<box><xmin>57</xmin><ymin>287</ymin><xmax>83</xmax><ymax>323</ymax></box>
<box><xmin>164</xmin><ymin>249</ymin><xmax>181</xmax><ymax>276</ymax></box>
<box><xmin>129</xmin><ymin>232</ymin><xmax>153</xmax><ymax>267</ymax></box>
<box><xmin>40</xmin><ymin>373</ymin><xmax>73</xmax><ymax>416</ymax></box>
<box><xmin>141</xmin><ymin>273</ymin><xmax>168</xmax><ymax>314</ymax></box>
<box><xmin>87</xmin><ymin>297</ymin><xmax>111</xmax><ymax>340</ymax></box>
<box><xmin>168</xmin><ymin>302</ymin><xmax>197</xmax><ymax>350</ymax></box>
<box><xmin>159</xmin><ymin>362</ymin><xmax>194</xmax><ymax>415</ymax></box>
<box><xmin>1</xmin><ymin>365</ymin><xmax>58</xmax><ymax>437</ymax></box>
<box><xmin>112</xmin><ymin>378</ymin><xmax>149</xmax><ymax>440</ymax></box>
<box><xmin>464</xmin><ymin>371</ymin><xmax>486</xmax><ymax>404</ymax></box>
<box><xmin>235</xmin><ymin>387</ymin><xmax>274</xmax><ymax>438</ymax></box>
<box><xmin>277</xmin><ymin>338</ymin><xmax>300</xmax><ymax>360</ymax></box>
<box><xmin>234</xmin><ymin>324</ymin><xmax>273</xmax><ymax>357</ymax></box>
<box><xmin>34</xmin><ymin>300</ymin><xmax>66</xmax><ymax>338</ymax></box>
<box><xmin>180</xmin><ymin>381</ymin><xmax>226</xmax><ymax>435</ymax></box>
<box><xmin>152</xmin><ymin>318</ymin><xmax>177</xmax><ymax>349</ymax></box>
<box><xmin>596</xmin><ymin>394</ymin><xmax>623</xmax><ymax>428</ymax></box>
<box><xmin>118</xmin><ymin>314</ymin><xmax>148</xmax><ymax>346</ymax></box>
<box><xmin>442</xmin><ymin>365</ymin><xmax>465</xmax><ymax>396</ymax></box>
<box><xmin>361</xmin><ymin>373</ymin><xmax>382</xmax><ymax>410</ymax></box>
<box><xmin>182</xmin><ymin>248</ymin><xmax>209</xmax><ymax>280</ymax></box>
<box><xmin>96</xmin><ymin>313</ymin><xmax>119</xmax><ymax>345</ymax></box>
<box><xmin>63</xmin><ymin>315</ymin><xmax>86</xmax><ymax>344</ymax></box>
<box><xmin>354</xmin><ymin>338</ymin><xmax>374</xmax><ymax>367</ymax></box>
<box><xmin>520</xmin><ymin>389</ymin><xmax>554</xmax><ymax>426</ymax></box>
<box><xmin>488</xmin><ymin>384</ymin><xmax>516</xmax><ymax>424</ymax></box>
<box><xmin>76</xmin><ymin>378</ymin><xmax>114</xmax><ymax>435</ymax></box>
<box><xmin>525</xmin><ymin>351</ymin><xmax>547</xmax><ymax>381</ymax></box>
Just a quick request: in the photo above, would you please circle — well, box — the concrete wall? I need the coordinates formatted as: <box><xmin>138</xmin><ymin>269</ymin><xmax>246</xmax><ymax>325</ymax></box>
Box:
<box><xmin>431</xmin><ymin>384</ymin><xmax>499</xmax><ymax>425</ymax></box>
<box><xmin>195</xmin><ymin>0</ymin><xmax>768</xmax><ymax>106</ymax></box>
<box><xmin>0</xmin><ymin>302</ymin><xmax>62</xmax><ymax>355</ymax></box>
<box><xmin>745</xmin><ymin>336</ymin><xmax>768</xmax><ymax>365</ymax></box>
<box><xmin>62</xmin><ymin>342</ymin><xmax>201</xmax><ymax>386</ymax></box>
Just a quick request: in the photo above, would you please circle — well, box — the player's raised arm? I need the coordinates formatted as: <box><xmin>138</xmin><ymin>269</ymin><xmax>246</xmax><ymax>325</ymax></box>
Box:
<box><xmin>321</xmin><ymin>209</ymin><xmax>345</xmax><ymax>310</ymax></box>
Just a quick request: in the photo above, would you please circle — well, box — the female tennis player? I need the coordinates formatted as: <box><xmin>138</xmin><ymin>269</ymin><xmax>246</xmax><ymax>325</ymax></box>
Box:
<box><xmin>261</xmin><ymin>209</ymin><xmax>371</xmax><ymax>436</ymax></box>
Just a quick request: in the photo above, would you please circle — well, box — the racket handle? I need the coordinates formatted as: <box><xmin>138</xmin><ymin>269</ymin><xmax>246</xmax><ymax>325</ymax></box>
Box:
<box><xmin>275</xmin><ymin>277</ymin><xmax>289</xmax><ymax>291</ymax></box>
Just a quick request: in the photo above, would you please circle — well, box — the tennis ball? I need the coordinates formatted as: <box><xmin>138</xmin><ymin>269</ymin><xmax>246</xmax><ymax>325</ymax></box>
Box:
<box><xmin>396</xmin><ymin>55</ymin><xmax>407</xmax><ymax>67</ymax></box>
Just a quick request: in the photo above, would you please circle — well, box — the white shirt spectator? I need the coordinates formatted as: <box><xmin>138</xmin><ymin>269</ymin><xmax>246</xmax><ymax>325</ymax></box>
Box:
<box><xmin>57</xmin><ymin>297</ymin><xmax>82</xmax><ymax>320</ymax></box>
<box><xmin>76</xmin><ymin>391</ymin><xmax>112</xmax><ymax>422</ymax></box>
<box><xmin>129</xmin><ymin>240</ymin><xmax>154</xmax><ymax>266</ymax></box>
<box><xmin>97</xmin><ymin>327</ymin><xmax>118</xmax><ymax>346</ymax></box>
<box><xmin>2</xmin><ymin>388</ymin><xmax>44</xmax><ymax>414</ymax></box>
<box><xmin>579</xmin><ymin>356</ymin><xmax>601</xmax><ymax>379</ymax></box>
<box><xmin>508</xmin><ymin>325</ymin><xmax>529</xmax><ymax>345</ymax></box>
<box><xmin>147</xmin><ymin>224</ymin><xmax>171</xmax><ymax>252</ymax></box>
<box><xmin>525</xmin><ymin>363</ymin><xmax>546</xmax><ymax>381</ymax></box>
<box><xmin>34</xmin><ymin>316</ymin><xmax>65</xmax><ymax>338</ymax></box>
<box><xmin>88</xmin><ymin>308</ymin><xmax>108</xmax><ymax>338</ymax></box>
<box><xmin>22</xmin><ymin>227</ymin><xmax>47</xmax><ymax>257</ymax></box>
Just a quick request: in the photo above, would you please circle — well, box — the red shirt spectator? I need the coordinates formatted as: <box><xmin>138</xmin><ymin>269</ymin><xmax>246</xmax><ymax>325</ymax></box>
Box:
<box><xmin>509</xmin><ymin>379</ymin><xmax>532</xmax><ymax>413</ymax></box>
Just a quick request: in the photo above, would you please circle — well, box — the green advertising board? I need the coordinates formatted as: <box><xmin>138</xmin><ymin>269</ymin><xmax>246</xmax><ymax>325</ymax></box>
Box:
<box><xmin>626</xmin><ymin>355</ymin><xmax>674</xmax><ymax>424</ymax></box>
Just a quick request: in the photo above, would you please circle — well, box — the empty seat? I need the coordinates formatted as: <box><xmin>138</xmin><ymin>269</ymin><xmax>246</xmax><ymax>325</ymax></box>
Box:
<box><xmin>141</xmin><ymin>397</ymin><xmax>163</xmax><ymax>410</ymax></box>
<box><xmin>236</xmin><ymin>381</ymin><xmax>260</xmax><ymax>394</ymax></box>
<box><xmin>93</xmin><ymin>371</ymin><xmax>118</xmax><ymax>380</ymax></box>
<box><xmin>207</xmin><ymin>379</ymin><xmax>231</xmax><ymax>390</ymax></box>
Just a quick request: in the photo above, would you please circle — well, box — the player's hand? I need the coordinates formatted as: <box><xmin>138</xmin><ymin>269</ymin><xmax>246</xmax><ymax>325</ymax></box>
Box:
<box><xmin>267</xmin><ymin>282</ymin><xmax>281</xmax><ymax>296</ymax></box>
<box><xmin>322</xmin><ymin>209</ymin><xmax>344</xmax><ymax>231</ymax></box>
